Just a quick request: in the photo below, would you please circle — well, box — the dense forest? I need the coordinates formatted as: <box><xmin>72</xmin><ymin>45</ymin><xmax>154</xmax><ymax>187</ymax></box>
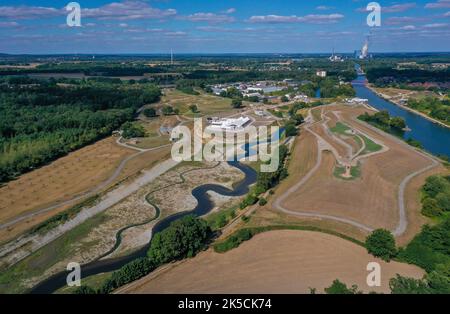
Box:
<box><xmin>366</xmin><ymin>67</ymin><xmax>450</xmax><ymax>89</ymax></box>
<box><xmin>0</xmin><ymin>77</ymin><xmax>161</xmax><ymax>183</ymax></box>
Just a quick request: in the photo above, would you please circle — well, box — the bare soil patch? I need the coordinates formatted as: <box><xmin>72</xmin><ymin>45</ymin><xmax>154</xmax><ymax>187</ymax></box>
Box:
<box><xmin>119</xmin><ymin>230</ymin><xmax>424</xmax><ymax>294</ymax></box>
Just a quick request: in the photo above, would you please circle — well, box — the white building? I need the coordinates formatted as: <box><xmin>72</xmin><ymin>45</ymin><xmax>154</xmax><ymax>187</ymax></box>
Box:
<box><xmin>207</xmin><ymin>116</ymin><xmax>251</xmax><ymax>131</ymax></box>
<box><xmin>316</xmin><ymin>70</ymin><xmax>327</xmax><ymax>78</ymax></box>
<box><xmin>346</xmin><ymin>97</ymin><xmax>368</xmax><ymax>104</ymax></box>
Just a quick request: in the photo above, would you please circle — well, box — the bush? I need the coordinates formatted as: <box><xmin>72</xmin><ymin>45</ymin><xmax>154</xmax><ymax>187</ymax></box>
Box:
<box><xmin>397</xmin><ymin>218</ymin><xmax>450</xmax><ymax>272</ymax></box>
<box><xmin>121</xmin><ymin>122</ymin><xmax>146</xmax><ymax>139</ymax></box>
<box><xmin>284</xmin><ymin>122</ymin><xmax>298</xmax><ymax>137</ymax></box>
<box><xmin>214</xmin><ymin>229</ymin><xmax>254</xmax><ymax>253</ymax></box>
<box><xmin>162</xmin><ymin>105</ymin><xmax>175</xmax><ymax>115</ymax></box>
<box><xmin>389</xmin><ymin>275</ymin><xmax>431</xmax><ymax>294</ymax></box>
<box><xmin>365</xmin><ymin>229</ymin><xmax>397</xmax><ymax>261</ymax></box>
<box><xmin>189</xmin><ymin>104</ymin><xmax>198</xmax><ymax>113</ymax></box>
<box><xmin>239</xmin><ymin>194</ymin><xmax>258</xmax><ymax>209</ymax></box>
<box><xmin>98</xmin><ymin>257</ymin><xmax>155</xmax><ymax>294</ymax></box>
<box><xmin>436</xmin><ymin>192</ymin><xmax>450</xmax><ymax>212</ymax></box>
<box><xmin>231</xmin><ymin>98</ymin><xmax>243</xmax><ymax>109</ymax></box>
<box><xmin>258</xmin><ymin>198</ymin><xmax>267</xmax><ymax>206</ymax></box>
<box><xmin>324</xmin><ymin>279</ymin><xmax>361</xmax><ymax>294</ymax></box>
<box><xmin>423</xmin><ymin>175</ymin><xmax>450</xmax><ymax>198</ymax></box>
<box><xmin>421</xmin><ymin>197</ymin><xmax>443</xmax><ymax>217</ymax></box>
<box><xmin>73</xmin><ymin>285</ymin><xmax>97</xmax><ymax>294</ymax></box>
<box><xmin>143</xmin><ymin>108</ymin><xmax>157</xmax><ymax>118</ymax></box>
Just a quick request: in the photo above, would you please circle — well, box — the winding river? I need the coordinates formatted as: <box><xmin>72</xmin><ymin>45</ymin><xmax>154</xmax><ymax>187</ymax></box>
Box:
<box><xmin>28</xmin><ymin>65</ymin><xmax>450</xmax><ymax>293</ymax></box>
<box><xmin>29</xmin><ymin>161</ymin><xmax>257</xmax><ymax>294</ymax></box>
<box><xmin>352</xmin><ymin>66</ymin><xmax>450</xmax><ymax>158</ymax></box>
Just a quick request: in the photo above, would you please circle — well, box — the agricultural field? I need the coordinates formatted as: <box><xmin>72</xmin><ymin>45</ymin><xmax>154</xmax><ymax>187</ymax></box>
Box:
<box><xmin>0</xmin><ymin>137</ymin><xmax>135</xmax><ymax>244</ymax></box>
<box><xmin>0</xmin><ymin>161</ymin><xmax>245</xmax><ymax>293</ymax></box>
<box><xmin>119</xmin><ymin>230</ymin><xmax>423</xmax><ymax>294</ymax></box>
<box><xmin>155</xmin><ymin>88</ymin><xmax>232</xmax><ymax>117</ymax></box>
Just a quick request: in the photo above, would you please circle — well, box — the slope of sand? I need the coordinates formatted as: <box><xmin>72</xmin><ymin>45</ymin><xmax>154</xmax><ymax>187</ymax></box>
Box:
<box><xmin>280</xmin><ymin>105</ymin><xmax>439</xmax><ymax>232</ymax></box>
<box><xmin>119</xmin><ymin>230</ymin><xmax>424</xmax><ymax>294</ymax></box>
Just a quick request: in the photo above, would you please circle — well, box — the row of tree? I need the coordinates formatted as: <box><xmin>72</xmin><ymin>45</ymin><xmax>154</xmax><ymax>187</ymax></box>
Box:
<box><xmin>0</xmin><ymin>78</ymin><xmax>161</xmax><ymax>183</ymax></box>
<box><xmin>74</xmin><ymin>215</ymin><xmax>211</xmax><ymax>294</ymax></box>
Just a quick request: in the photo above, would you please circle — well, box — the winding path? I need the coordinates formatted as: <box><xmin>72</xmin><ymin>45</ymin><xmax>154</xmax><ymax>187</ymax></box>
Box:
<box><xmin>273</xmin><ymin>105</ymin><xmax>440</xmax><ymax>237</ymax></box>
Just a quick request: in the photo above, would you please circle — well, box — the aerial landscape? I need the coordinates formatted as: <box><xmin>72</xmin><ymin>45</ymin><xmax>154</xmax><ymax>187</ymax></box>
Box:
<box><xmin>0</xmin><ymin>0</ymin><xmax>449</xmax><ymax>301</ymax></box>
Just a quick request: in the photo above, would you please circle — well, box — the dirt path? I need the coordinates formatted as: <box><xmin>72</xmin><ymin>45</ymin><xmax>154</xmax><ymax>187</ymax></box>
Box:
<box><xmin>0</xmin><ymin>138</ymin><xmax>172</xmax><ymax>232</ymax></box>
<box><xmin>273</xmin><ymin>105</ymin><xmax>440</xmax><ymax>237</ymax></box>
<box><xmin>0</xmin><ymin>157</ymin><xmax>181</xmax><ymax>266</ymax></box>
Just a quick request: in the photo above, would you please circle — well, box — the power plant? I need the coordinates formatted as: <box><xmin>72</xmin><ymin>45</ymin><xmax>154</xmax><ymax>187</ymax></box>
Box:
<box><xmin>355</xmin><ymin>37</ymin><xmax>371</xmax><ymax>60</ymax></box>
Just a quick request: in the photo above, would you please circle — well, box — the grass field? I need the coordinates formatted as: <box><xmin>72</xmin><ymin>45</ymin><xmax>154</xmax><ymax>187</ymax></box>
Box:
<box><xmin>156</xmin><ymin>88</ymin><xmax>232</xmax><ymax>116</ymax></box>
<box><xmin>330</xmin><ymin>122</ymin><xmax>351</xmax><ymax>134</ymax></box>
<box><xmin>360</xmin><ymin>134</ymin><xmax>383</xmax><ymax>154</ymax></box>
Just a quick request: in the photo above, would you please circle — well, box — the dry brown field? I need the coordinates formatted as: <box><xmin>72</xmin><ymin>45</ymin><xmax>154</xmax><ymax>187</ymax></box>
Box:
<box><xmin>119</xmin><ymin>230</ymin><xmax>424</xmax><ymax>294</ymax></box>
<box><xmin>275</xmin><ymin>104</ymin><xmax>445</xmax><ymax>240</ymax></box>
<box><xmin>0</xmin><ymin>138</ymin><xmax>172</xmax><ymax>244</ymax></box>
<box><xmin>0</xmin><ymin>138</ymin><xmax>132</xmax><ymax>227</ymax></box>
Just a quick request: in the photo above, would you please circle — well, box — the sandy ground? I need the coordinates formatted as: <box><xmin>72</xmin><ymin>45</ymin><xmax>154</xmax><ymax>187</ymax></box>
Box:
<box><xmin>119</xmin><ymin>230</ymin><xmax>424</xmax><ymax>294</ymax></box>
<box><xmin>0</xmin><ymin>161</ymin><xmax>245</xmax><ymax>292</ymax></box>
<box><xmin>275</xmin><ymin>104</ymin><xmax>442</xmax><ymax>237</ymax></box>
<box><xmin>0</xmin><ymin>137</ymin><xmax>134</xmax><ymax>242</ymax></box>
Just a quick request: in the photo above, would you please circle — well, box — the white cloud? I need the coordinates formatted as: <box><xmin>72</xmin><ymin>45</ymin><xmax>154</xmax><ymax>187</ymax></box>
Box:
<box><xmin>225</xmin><ymin>8</ymin><xmax>236</xmax><ymax>14</ymax></box>
<box><xmin>0</xmin><ymin>5</ymin><xmax>62</xmax><ymax>19</ymax></box>
<box><xmin>400</xmin><ymin>25</ymin><xmax>416</xmax><ymax>30</ymax></box>
<box><xmin>316</xmin><ymin>6</ymin><xmax>335</xmax><ymax>10</ymax></box>
<box><xmin>0</xmin><ymin>21</ymin><xmax>20</xmax><ymax>27</ymax></box>
<box><xmin>357</xmin><ymin>2</ymin><xmax>416</xmax><ymax>13</ymax></box>
<box><xmin>0</xmin><ymin>1</ymin><xmax>177</xmax><ymax>21</ymax></box>
<box><xmin>248</xmin><ymin>14</ymin><xmax>344</xmax><ymax>24</ymax></box>
<box><xmin>425</xmin><ymin>0</ymin><xmax>450</xmax><ymax>9</ymax></box>
<box><xmin>423</xmin><ymin>23</ymin><xmax>448</xmax><ymax>28</ymax></box>
<box><xmin>184</xmin><ymin>13</ymin><xmax>235</xmax><ymax>23</ymax></box>
<box><xmin>385</xmin><ymin>16</ymin><xmax>427</xmax><ymax>25</ymax></box>
<box><xmin>82</xmin><ymin>1</ymin><xmax>177</xmax><ymax>20</ymax></box>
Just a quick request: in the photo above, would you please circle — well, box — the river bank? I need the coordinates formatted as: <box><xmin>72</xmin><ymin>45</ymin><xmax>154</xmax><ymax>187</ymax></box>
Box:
<box><xmin>366</xmin><ymin>85</ymin><xmax>450</xmax><ymax>129</ymax></box>
<box><xmin>352</xmin><ymin>73</ymin><xmax>450</xmax><ymax>158</ymax></box>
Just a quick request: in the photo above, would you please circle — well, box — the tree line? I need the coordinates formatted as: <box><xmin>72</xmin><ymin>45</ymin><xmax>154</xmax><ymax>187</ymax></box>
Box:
<box><xmin>0</xmin><ymin>77</ymin><xmax>161</xmax><ymax>183</ymax></box>
<box><xmin>74</xmin><ymin>215</ymin><xmax>211</xmax><ymax>294</ymax></box>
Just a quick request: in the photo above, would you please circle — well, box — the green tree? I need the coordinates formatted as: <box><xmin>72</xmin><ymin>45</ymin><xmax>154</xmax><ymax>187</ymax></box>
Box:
<box><xmin>324</xmin><ymin>279</ymin><xmax>360</xmax><ymax>294</ymax></box>
<box><xmin>258</xmin><ymin>198</ymin><xmax>267</xmax><ymax>206</ymax></box>
<box><xmin>143</xmin><ymin>108</ymin><xmax>157</xmax><ymax>118</ymax></box>
<box><xmin>189</xmin><ymin>104</ymin><xmax>198</xmax><ymax>113</ymax></box>
<box><xmin>421</xmin><ymin>197</ymin><xmax>443</xmax><ymax>217</ymax></box>
<box><xmin>389</xmin><ymin>275</ymin><xmax>431</xmax><ymax>294</ymax></box>
<box><xmin>162</xmin><ymin>106</ymin><xmax>174</xmax><ymax>115</ymax></box>
<box><xmin>284</xmin><ymin>122</ymin><xmax>298</xmax><ymax>137</ymax></box>
<box><xmin>73</xmin><ymin>285</ymin><xmax>97</xmax><ymax>294</ymax></box>
<box><xmin>231</xmin><ymin>98</ymin><xmax>243</xmax><ymax>109</ymax></box>
<box><xmin>365</xmin><ymin>229</ymin><xmax>397</xmax><ymax>261</ymax></box>
<box><xmin>121</xmin><ymin>122</ymin><xmax>146</xmax><ymax>139</ymax></box>
<box><xmin>148</xmin><ymin>215</ymin><xmax>210</xmax><ymax>264</ymax></box>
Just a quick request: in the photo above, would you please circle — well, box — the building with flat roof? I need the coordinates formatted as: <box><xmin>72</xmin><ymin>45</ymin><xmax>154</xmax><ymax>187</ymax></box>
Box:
<box><xmin>207</xmin><ymin>116</ymin><xmax>251</xmax><ymax>132</ymax></box>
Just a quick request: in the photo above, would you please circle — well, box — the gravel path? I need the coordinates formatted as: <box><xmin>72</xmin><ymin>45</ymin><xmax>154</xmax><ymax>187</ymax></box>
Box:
<box><xmin>273</xmin><ymin>105</ymin><xmax>440</xmax><ymax>237</ymax></box>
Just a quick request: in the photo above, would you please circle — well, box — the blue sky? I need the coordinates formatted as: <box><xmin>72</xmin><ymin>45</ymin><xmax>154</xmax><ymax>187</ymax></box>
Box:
<box><xmin>0</xmin><ymin>0</ymin><xmax>449</xmax><ymax>54</ymax></box>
